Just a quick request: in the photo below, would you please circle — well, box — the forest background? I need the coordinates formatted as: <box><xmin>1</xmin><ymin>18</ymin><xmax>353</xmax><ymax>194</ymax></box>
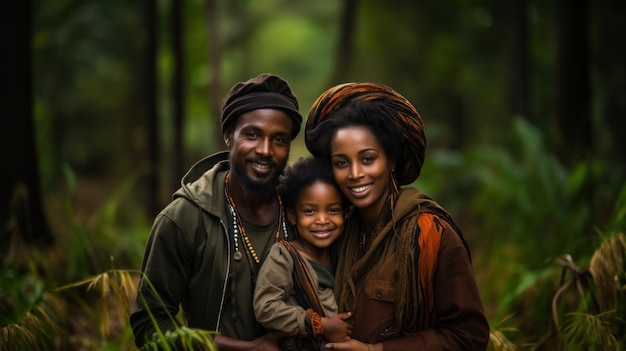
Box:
<box><xmin>2</xmin><ymin>0</ymin><xmax>626</xmax><ymax>350</ymax></box>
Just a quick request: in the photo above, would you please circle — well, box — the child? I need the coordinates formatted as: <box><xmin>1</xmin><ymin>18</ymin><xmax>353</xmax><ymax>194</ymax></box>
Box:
<box><xmin>253</xmin><ymin>157</ymin><xmax>353</xmax><ymax>351</ymax></box>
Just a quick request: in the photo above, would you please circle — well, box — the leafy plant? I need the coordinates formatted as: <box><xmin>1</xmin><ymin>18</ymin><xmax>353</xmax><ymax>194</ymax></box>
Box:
<box><xmin>424</xmin><ymin>117</ymin><xmax>626</xmax><ymax>348</ymax></box>
<box><xmin>559</xmin><ymin>311</ymin><xmax>622</xmax><ymax>351</ymax></box>
<box><xmin>139</xmin><ymin>327</ymin><xmax>217</xmax><ymax>351</ymax></box>
<box><xmin>55</xmin><ymin>264</ymin><xmax>139</xmax><ymax>342</ymax></box>
<box><xmin>464</xmin><ymin>118</ymin><xmax>593</xmax><ymax>263</ymax></box>
<box><xmin>0</xmin><ymin>261</ymin><xmax>61</xmax><ymax>351</ymax></box>
<box><xmin>487</xmin><ymin>315</ymin><xmax>519</xmax><ymax>351</ymax></box>
<box><xmin>55</xmin><ymin>165</ymin><xmax>148</xmax><ymax>283</ymax></box>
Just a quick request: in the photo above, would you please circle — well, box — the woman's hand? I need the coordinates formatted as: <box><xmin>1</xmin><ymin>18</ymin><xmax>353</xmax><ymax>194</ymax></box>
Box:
<box><xmin>324</xmin><ymin>338</ymin><xmax>374</xmax><ymax>351</ymax></box>
<box><xmin>322</xmin><ymin>312</ymin><xmax>353</xmax><ymax>342</ymax></box>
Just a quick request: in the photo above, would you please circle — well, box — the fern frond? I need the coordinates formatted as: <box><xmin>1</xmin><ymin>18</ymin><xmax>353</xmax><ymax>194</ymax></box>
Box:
<box><xmin>559</xmin><ymin>311</ymin><xmax>623</xmax><ymax>351</ymax></box>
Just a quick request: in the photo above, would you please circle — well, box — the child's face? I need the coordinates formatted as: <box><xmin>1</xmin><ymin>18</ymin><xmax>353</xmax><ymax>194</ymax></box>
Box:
<box><xmin>287</xmin><ymin>180</ymin><xmax>344</xmax><ymax>249</ymax></box>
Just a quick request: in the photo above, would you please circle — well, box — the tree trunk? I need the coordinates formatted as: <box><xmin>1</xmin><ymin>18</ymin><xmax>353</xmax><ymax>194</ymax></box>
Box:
<box><xmin>593</xmin><ymin>0</ymin><xmax>626</xmax><ymax>167</ymax></box>
<box><xmin>144</xmin><ymin>0</ymin><xmax>160</xmax><ymax>217</ymax></box>
<box><xmin>1</xmin><ymin>2</ymin><xmax>53</xmax><ymax>248</ymax></box>
<box><xmin>512</xmin><ymin>0</ymin><xmax>531</xmax><ymax>121</ymax></box>
<box><xmin>171</xmin><ymin>0</ymin><xmax>185</xmax><ymax>191</ymax></box>
<box><xmin>556</xmin><ymin>0</ymin><xmax>591</xmax><ymax>162</ymax></box>
<box><xmin>332</xmin><ymin>0</ymin><xmax>357</xmax><ymax>84</ymax></box>
<box><xmin>207</xmin><ymin>0</ymin><xmax>224</xmax><ymax>151</ymax></box>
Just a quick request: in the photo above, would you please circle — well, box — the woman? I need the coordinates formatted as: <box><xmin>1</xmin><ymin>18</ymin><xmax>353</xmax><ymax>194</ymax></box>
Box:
<box><xmin>304</xmin><ymin>83</ymin><xmax>489</xmax><ymax>351</ymax></box>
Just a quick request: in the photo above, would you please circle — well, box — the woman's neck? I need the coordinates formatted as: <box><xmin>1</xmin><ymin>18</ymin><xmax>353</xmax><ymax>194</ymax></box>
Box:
<box><xmin>358</xmin><ymin>194</ymin><xmax>392</xmax><ymax>232</ymax></box>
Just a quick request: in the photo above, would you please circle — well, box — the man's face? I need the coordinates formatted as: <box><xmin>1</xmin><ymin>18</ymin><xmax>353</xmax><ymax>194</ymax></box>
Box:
<box><xmin>225</xmin><ymin>108</ymin><xmax>293</xmax><ymax>194</ymax></box>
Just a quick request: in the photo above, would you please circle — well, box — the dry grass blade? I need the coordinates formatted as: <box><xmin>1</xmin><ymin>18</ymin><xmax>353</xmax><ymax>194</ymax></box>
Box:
<box><xmin>488</xmin><ymin>329</ymin><xmax>519</xmax><ymax>351</ymax></box>
<box><xmin>0</xmin><ymin>299</ymin><xmax>60</xmax><ymax>351</ymax></box>
<box><xmin>589</xmin><ymin>232</ymin><xmax>626</xmax><ymax>312</ymax></box>
<box><xmin>117</xmin><ymin>270</ymin><xmax>138</xmax><ymax>299</ymax></box>
<box><xmin>85</xmin><ymin>272</ymin><xmax>110</xmax><ymax>299</ymax></box>
<box><xmin>486</xmin><ymin>314</ymin><xmax>519</xmax><ymax>351</ymax></box>
<box><xmin>0</xmin><ymin>324</ymin><xmax>40</xmax><ymax>351</ymax></box>
<box><xmin>53</xmin><ymin>268</ymin><xmax>141</xmax><ymax>340</ymax></box>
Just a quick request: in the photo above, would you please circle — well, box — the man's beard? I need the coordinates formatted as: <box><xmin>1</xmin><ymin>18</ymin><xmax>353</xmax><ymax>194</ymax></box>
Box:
<box><xmin>231</xmin><ymin>157</ymin><xmax>285</xmax><ymax>195</ymax></box>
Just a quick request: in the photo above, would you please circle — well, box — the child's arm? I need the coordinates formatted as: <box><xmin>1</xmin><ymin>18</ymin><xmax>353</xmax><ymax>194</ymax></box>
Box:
<box><xmin>253</xmin><ymin>243</ymin><xmax>309</xmax><ymax>336</ymax></box>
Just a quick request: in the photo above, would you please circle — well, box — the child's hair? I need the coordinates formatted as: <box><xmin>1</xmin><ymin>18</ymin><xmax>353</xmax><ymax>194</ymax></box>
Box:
<box><xmin>277</xmin><ymin>157</ymin><xmax>347</xmax><ymax>209</ymax></box>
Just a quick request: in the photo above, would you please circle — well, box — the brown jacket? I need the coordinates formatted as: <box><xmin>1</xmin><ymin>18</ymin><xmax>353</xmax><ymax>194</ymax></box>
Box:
<box><xmin>334</xmin><ymin>188</ymin><xmax>489</xmax><ymax>351</ymax></box>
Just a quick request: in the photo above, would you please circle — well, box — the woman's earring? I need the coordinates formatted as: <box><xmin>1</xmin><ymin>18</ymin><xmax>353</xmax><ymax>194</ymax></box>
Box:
<box><xmin>390</xmin><ymin>169</ymin><xmax>400</xmax><ymax>194</ymax></box>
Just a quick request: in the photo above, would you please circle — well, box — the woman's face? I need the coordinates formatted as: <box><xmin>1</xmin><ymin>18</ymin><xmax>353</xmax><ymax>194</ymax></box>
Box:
<box><xmin>329</xmin><ymin>125</ymin><xmax>393</xmax><ymax>221</ymax></box>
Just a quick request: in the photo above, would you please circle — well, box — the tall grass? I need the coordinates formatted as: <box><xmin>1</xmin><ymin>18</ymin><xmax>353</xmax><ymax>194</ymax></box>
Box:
<box><xmin>0</xmin><ymin>262</ymin><xmax>60</xmax><ymax>351</ymax></box>
<box><xmin>0</xmin><ymin>257</ymin><xmax>218</xmax><ymax>350</ymax></box>
<box><xmin>1</xmin><ymin>168</ymin><xmax>217</xmax><ymax>350</ymax></box>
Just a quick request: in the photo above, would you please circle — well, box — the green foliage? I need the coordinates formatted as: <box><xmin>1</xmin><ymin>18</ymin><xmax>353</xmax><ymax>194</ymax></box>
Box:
<box><xmin>56</xmin><ymin>267</ymin><xmax>139</xmax><ymax>341</ymax></box>
<box><xmin>1</xmin><ymin>171</ymin><xmax>218</xmax><ymax>350</ymax></box>
<box><xmin>488</xmin><ymin>329</ymin><xmax>519</xmax><ymax>351</ymax></box>
<box><xmin>604</xmin><ymin>183</ymin><xmax>626</xmax><ymax>235</ymax></box>
<box><xmin>55</xmin><ymin>165</ymin><xmax>149</xmax><ymax>283</ymax></box>
<box><xmin>139</xmin><ymin>327</ymin><xmax>217</xmax><ymax>351</ymax></box>
<box><xmin>2</xmin><ymin>164</ymin><xmax>155</xmax><ymax>349</ymax></box>
<box><xmin>34</xmin><ymin>0</ymin><xmax>146</xmax><ymax>181</ymax></box>
<box><xmin>0</xmin><ymin>264</ymin><xmax>60</xmax><ymax>351</ymax></box>
<box><xmin>559</xmin><ymin>312</ymin><xmax>623</xmax><ymax>351</ymax></box>
<box><xmin>424</xmin><ymin>117</ymin><xmax>598</xmax><ymax>266</ymax></box>
<box><xmin>465</xmin><ymin>118</ymin><xmax>593</xmax><ymax>262</ymax></box>
<box><xmin>422</xmin><ymin>117</ymin><xmax>626</xmax><ymax>348</ymax></box>
<box><xmin>487</xmin><ymin>315</ymin><xmax>519</xmax><ymax>351</ymax></box>
<box><xmin>1</xmin><ymin>250</ymin><xmax>218</xmax><ymax>350</ymax></box>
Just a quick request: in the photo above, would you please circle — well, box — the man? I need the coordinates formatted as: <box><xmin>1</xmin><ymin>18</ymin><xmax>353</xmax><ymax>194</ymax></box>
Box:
<box><xmin>130</xmin><ymin>73</ymin><xmax>302</xmax><ymax>350</ymax></box>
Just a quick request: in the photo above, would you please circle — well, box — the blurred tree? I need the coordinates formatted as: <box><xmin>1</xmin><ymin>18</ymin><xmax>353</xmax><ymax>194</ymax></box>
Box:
<box><xmin>592</xmin><ymin>0</ymin><xmax>626</xmax><ymax>167</ymax></box>
<box><xmin>144</xmin><ymin>0</ymin><xmax>160</xmax><ymax>217</ymax></box>
<box><xmin>1</xmin><ymin>2</ymin><xmax>53</xmax><ymax>247</ymax></box>
<box><xmin>207</xmin><ymin>0</ymin><xmax>224</xmax><ymax>152</ymax></box>
<box><xmin>556</xmin><ymin>0</ymin><xmax>591</xmax><ymax>163</ymax></box>
<box><xmin>171</xmin><ymin>0</ymin><xmax>185</xmax><ymax>192</ymax></box>
<box><xmin>512</xmin><ymin>0</ymin><xmax>531</xmax><ymax>121</ymax></box>
<box><xmin>332</xmin><ymin>0</ymin><xmax>357</xmax><ymax>83</ymax></box>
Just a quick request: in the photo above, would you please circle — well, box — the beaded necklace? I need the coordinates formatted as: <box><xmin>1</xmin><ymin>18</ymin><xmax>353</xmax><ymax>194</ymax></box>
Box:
<box><xmin>224</xmin><ymin>173</ymin><xmax>288</xmax><ymax>264</ymax></box>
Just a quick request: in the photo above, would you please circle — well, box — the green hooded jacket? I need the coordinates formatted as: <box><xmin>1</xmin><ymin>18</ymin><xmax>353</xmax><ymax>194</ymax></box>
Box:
<box><xmin>130</xmin><ymin>151</ymin><xmax>293</xmax><ymax>347</ymax></box>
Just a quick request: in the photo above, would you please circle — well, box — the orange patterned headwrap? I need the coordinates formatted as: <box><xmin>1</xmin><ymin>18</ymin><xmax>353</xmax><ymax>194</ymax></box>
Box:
<box><xmin>304</xmin><ymin>82</ymin><xmax>426</xmax><ymax>185</ymax></box>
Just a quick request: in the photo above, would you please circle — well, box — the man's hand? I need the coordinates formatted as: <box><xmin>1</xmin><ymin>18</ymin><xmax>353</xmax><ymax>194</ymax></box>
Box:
<box><xmin>214</xmin><ymin>332</ymin><xmax>284</xmax><ymax>351</ymax></box>
<box><xmin>252</xmin><ymin>332</ymin><xmax>285</xmax><ymax>351</ymax></box>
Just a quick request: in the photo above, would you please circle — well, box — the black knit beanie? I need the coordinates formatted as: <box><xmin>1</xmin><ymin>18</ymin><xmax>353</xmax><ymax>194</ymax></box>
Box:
<box><xmin>221</xmin><ymin>73</ymin><xmax>302</xmax><ymax>139</ymax></box>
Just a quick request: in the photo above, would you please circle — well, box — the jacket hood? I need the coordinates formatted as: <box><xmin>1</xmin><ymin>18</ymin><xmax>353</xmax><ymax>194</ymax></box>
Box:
<box><xmin>174</xmin><ymin>151</ymin><xmax>230</xmax><ymax>215</ymax></box>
